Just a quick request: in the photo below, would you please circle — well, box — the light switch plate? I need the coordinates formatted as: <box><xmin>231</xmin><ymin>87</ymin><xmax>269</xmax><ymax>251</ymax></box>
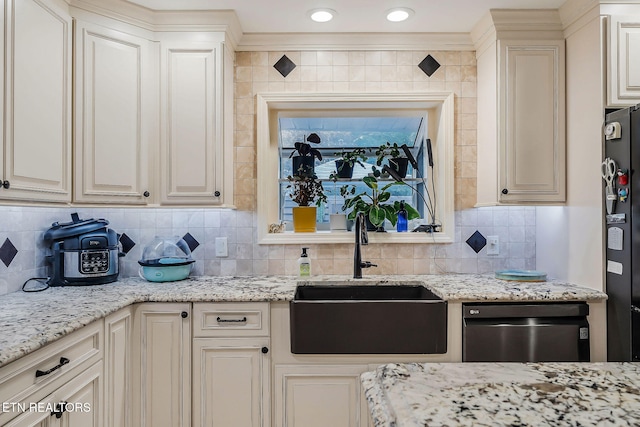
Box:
<box><xmin>486</xmin><ymin>235</ymin><xmax>499</xmax><ymax>255</ymax></box>
<box><xmin>215</xmin><ymin>237</ymin><xmax>228</xmax><ymax>257</ymax></box>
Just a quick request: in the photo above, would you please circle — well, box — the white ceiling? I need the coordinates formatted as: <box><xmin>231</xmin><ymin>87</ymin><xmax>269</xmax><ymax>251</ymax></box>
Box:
<box><xmin>125</xmin><ymin>0</ymin><xmax>567</xmax><ymax>34</ymax></box>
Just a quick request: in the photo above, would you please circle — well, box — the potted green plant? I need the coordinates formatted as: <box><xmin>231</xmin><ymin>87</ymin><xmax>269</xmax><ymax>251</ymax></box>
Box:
<box><xmin>286</xmin><ymin>172</ymin><xmax>327</xmax><ymax>232</ymax></box>
<box><xmin>333</xmin><ymin>148</ymin><xmax>368</xmax><ymax>179</ymax></box>
<box><xmin>375</xmin><ymin>141</ymin><xmax>409</xmax><ymax>178</ymax></box>
<box><xmin>342</xmin><ymin>176</ymin><xmax>419</xmax><ymax>231</ymax></box>
<box><xmin>289</xmin><ymin>133</ymin><xmax>322</xmax><ymax>177</ymax></box>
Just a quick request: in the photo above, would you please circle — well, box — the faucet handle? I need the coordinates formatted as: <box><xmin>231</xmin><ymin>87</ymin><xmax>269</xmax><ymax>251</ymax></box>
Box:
<box><xmin>361</xmin><ymin>261</ymin><xmax>377</xmax><ymax>269</ymax></box>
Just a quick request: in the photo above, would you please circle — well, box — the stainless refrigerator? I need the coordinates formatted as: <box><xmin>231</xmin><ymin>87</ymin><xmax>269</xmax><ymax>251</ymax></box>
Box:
<box><xmin>604</xmin><ymin>104</ymin><xmax>640</xmax><ymax>361</ymax></box>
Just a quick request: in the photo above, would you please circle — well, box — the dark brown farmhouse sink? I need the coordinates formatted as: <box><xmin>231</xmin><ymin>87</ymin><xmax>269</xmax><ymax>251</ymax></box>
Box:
<box><xmin>290</xmin><ymin>284</ymin><xmax>447</xmax><ymax>354</ymax></box>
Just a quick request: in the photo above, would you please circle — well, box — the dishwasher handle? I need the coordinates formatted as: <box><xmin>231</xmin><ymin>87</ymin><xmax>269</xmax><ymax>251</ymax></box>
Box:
<box><xmin>463</xmin><ymin>303</ymin><xmax>589</xmax><ymax>319</ymax></box>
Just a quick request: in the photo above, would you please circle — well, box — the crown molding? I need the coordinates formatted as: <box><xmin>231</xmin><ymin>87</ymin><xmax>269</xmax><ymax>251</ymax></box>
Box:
<box><xmin>237</xmin><ymin>32</ymin><xmax>473</xmax><ymax>51</ymax></box>
<box><xmin>69</xmin><ymin>0</ymin><xmax>242</xmax><ymax>49</ymax></box>
<box><xmin>471</xmin><ymin>9</ymin><xmax>563</xmax><ymax>55</ymax></box>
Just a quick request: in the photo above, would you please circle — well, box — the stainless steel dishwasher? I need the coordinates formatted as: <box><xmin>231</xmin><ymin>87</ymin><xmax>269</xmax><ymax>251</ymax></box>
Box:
<box><xmin>462</xmin><ymin>302</ymin><xmax>590</xmax><ymax>362</ymax></box>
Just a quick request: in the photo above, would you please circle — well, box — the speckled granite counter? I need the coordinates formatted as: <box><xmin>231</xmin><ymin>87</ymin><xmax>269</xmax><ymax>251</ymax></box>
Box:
<box><xmin>361</xmin><ymin>362</ymin><xmax>640</xmax><ymax>426</ymax></box>
<box><xmin>0</xmin><ymin>274</ymin><xmax>606</xmax><ymax>368</ymax></box>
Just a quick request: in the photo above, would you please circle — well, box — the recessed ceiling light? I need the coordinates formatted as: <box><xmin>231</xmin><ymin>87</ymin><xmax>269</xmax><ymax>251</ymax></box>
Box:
<box><xmin>309</xmin><ymin>8</ymin><xmax>336</xmax><ymax>23</ymax></box>
<box><xmin>386</xmin><ymin>7</ymin><xmax>414</xmax><ymax>22</ymax></box>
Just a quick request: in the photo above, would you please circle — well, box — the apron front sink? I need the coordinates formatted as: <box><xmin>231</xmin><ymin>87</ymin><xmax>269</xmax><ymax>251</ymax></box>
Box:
<box><xmin>290</xmin><ymin>284</ymin><xmax>447</xmax><ymax>354</ymax></box>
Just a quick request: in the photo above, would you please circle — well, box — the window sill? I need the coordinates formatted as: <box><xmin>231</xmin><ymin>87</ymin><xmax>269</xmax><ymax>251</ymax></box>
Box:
<box><xmin>258</xmin><ymin>230</ymin><xmax>454</xmax><ymax>245</ymax></box>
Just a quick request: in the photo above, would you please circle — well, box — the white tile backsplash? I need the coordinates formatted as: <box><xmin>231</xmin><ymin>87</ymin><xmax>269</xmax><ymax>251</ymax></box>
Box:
<box><xmin>0</xmin><ymin>205</ymin><xmax>535</xmax><ymax>295</ymax></box>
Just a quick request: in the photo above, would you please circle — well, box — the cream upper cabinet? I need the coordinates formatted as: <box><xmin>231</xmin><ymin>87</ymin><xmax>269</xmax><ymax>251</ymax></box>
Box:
<box><xmin>607</xmin><ymin>15</ymin><xmax>640</xmax><ymax>107</ymax></box>
<box><xmin>158</xmin><ymin>33</ymin><xmax>234</xmax><ymax>206</ymax></box>
<box><xmin>73</xmin><ymin>19</ymin><xmax>156</xmax><ymax>204</ymax></box>
<box><xmin>475</xmin><ymin>11</ymin><xmax>566</xmax><ymax>205</ymax></box>
<box><xmin>0</xmin><ymin>0</ymin><xmax>72</xmax><ymax>203</ymax></box>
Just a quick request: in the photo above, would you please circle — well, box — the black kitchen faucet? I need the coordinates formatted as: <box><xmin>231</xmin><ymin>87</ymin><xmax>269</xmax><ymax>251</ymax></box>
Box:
<box><xmin>353</xmin><ymin>212</ymin><xmax>377</xmax><ymax>278</ymax></box>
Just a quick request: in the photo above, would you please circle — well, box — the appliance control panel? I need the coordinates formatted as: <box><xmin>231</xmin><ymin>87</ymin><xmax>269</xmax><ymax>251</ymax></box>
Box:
<box><xmin>81</xmin><ymin>250</ymin><xmax>110</xmax><ymax>274</ymax></box>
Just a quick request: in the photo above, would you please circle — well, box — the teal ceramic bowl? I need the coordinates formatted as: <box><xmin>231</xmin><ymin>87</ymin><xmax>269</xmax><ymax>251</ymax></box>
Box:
<box><xmin>138</xmin><ymin>258</ymin><xmax>195</xmax><ymax>282</ymax></box>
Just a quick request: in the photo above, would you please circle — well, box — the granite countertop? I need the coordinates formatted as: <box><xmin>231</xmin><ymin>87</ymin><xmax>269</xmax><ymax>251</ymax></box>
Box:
<box><xmin>361</xmin><ymin>362</ymin><xmax>640</xmax><ymax>426</ymax></box>
<box><xmin>0</xmin><ymin>274</ymin><xmax>606</xmax><ymax>368</ymax></box>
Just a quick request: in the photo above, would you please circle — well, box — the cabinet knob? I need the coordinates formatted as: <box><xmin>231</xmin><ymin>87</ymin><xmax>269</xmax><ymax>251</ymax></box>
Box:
<box><xmin>143</xmin><ymin>191</ymin><xmax>150</xmax><ymax>197</ymax></box>
<box><xmin>181</xmin><ymin>311</ymin><xmax>188</xmax><ymax>319</ymax></box>
<box><xmin>501</xmin><ymin>188</ymin><xmax>509</xmax><ymax>195</ymax></box>
<box><xmin>214</xmin><ymin>191</ymin><xmax>221</xmax><ymax>197</ymax></box>
<box><xmin>1</xmin><ymin>180</ymin><xmax>9</xmax><ymax>189</ymax></box>
<box><xmin>261</xmin><ymin>346</ymin><xmax>269</xmax><ymax>354</ymax></box>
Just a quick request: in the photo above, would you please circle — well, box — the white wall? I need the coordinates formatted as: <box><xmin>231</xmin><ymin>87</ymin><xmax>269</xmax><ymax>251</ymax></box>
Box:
<box><xmin>537</xmin><ymin>7</ymin><xmax>604</xmax><ymax>290</ymax></box>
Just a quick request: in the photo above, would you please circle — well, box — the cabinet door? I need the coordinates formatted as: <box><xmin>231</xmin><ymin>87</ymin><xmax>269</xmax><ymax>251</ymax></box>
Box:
<box><xmin>55</xmin><ymin>362</ymin><xmax>102</xmax><ymax>427</ymax></box>
<box><xmin>193</xmin><ymin>338</ymin><xmax>270</xmax><ymax>427</ymax></box>
<box><xmin>273</xmin><ymin>365</ymin><xmax>369</xmax><ymax>427</ymax></box>
<box><xmin>3</xmin><ymin>362</ymin><xmax>102</xmax><ymax>427</ymax></box>
<box><xmin>104</xmin><ymin>307</ymin><xmax>133</xmax><ymax>427</ymax></box>
<box><xmin>2</xmin><ymin>0</ymin><xmax>72</xmax><ymax>202</ymax></box>
<box><xmin>74</xmin><ymin>20</ymin><xmax>154</xmax><ymax>204</ymax></box>
<box><xmin>607</xmin><ymin>15</ymin><xmax>640</xmax><ymax>107</ymax></box>
<box><xmin>498</xmin><ymin>39</ymin><xmax>566</xmax><ymax>203</ymax></box>
<box><xmin>132</xmin><ymin>303</ymin><xmax>191</xmax><ymax>427</ymax></box>
<box><xmin>158</xmin><ymin>35</ymin><xmax>225</xmax><ymax>205</ymax></box>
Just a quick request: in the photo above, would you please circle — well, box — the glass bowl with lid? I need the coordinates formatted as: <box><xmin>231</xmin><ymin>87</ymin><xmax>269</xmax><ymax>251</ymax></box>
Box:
<box><xmin>138</xmin><ymin>236</ymin><xmax>195</xmax><ymax>282</ymax></box>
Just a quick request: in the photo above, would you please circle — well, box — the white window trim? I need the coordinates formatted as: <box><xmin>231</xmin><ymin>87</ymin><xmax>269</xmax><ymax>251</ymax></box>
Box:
<box><xmin>256</xmin><ymin>92</ymin><xmax>455</xmax><ymax>244</ymax></box>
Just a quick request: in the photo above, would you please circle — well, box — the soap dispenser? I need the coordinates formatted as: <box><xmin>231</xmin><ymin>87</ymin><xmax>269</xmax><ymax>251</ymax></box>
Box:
<box><xmin>298</xmin><ymin>247</ymin><xmax>311</xmax><ymax>277</ymax></box>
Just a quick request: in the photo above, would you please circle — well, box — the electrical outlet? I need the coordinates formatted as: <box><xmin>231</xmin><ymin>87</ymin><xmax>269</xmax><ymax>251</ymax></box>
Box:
<box><xmin>486</xmin><ymin>235</ymin><xmax>499</xmax><ymax>255</ymax></box>
<box><xmin>215</xmin><ymin>237</ymin><xmax>228</xmax><ymax>257</ymax></box>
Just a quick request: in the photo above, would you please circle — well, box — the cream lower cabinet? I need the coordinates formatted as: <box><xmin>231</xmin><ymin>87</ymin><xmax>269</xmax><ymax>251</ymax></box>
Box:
<box><xmin>192</xmin><ymin>338</ymin><xmax>270</xmax><ymax>427</ymax></box>
<box><xmin>0</xmin><ymin>321</ymin><xmax>103</xmax><ymax>427</ymax></box>
<box><xmin>3</xmin><ymin>362</ymin><xmax>103</xmax><ymax>427</ymax></box>
<box><xmin>273</xmin><ymin>364</ymin><xmax>371</xmax><ymax>427</ymax></box>
<box><xmin>192</xmin><ymin>302</ymin><xmax>271</xmax><ymax>427</ymax></box>
<box><xmin>132</xmin><ymin>303</ymin><xmax>191</xmax><ymax>427</ymax></box>
<box><xmin>104</xmin><ymin>306</ymin><xmax>133</xmax><ymax>427</ymax></box>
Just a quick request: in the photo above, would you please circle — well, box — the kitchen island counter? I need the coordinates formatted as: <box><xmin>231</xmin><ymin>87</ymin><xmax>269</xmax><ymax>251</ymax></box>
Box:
<box><xmin>0</xmin><ymin>274</ymin><xmax>606</xmax><ymax>367</ymax></box>
<box><xmin>361</xmin><ymin>362</ymin><xmax>640</xmax><ymax>426</ymax></box>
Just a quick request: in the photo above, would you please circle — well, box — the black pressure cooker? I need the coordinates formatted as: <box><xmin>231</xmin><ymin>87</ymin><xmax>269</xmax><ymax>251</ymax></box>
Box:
<box><xmin>44</xmin><ymin>213</ymin><xmax>123</xmax><ymax>286</ymax></box>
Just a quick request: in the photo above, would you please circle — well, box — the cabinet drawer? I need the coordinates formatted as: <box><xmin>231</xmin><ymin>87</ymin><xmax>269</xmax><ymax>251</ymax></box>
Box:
<box><xmin>0</xmin><ymin>320</ymin><xmax>102</xmax><ymax>425</ymax></box>
<box><xmin>193</xmin><ymin>302</ymin><xmax>269</xmax><ymax>337</ymax></box>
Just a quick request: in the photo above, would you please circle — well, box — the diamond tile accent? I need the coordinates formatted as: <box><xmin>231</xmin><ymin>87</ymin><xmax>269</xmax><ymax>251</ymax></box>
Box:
<box><xmin>182</xmin><ymin>232</ymin><xmax>200</xmax><ymax>253</ymax></box>
<box><xmin>0</xmin><ymin>238</ymin><xmax>18</xmax><ymax>267</ymax></box>
<box><xmin>418</xmin><ymin>54</ymin><xmax>441</xmax><ymax>77</ymax></box>
<box><xmin>119</xmin><ymin>233</ymin><xmax>136</xmax><ymax>254</ymax></box>
<box><xmin>465</xmin><ymin>231</ymin><xmax>487</xmax><ymax>254</ymax></box>
<box><xmin>273</xmin><ymin>55</ymin><xmax>296</xmax><ymax>78</ymax></box>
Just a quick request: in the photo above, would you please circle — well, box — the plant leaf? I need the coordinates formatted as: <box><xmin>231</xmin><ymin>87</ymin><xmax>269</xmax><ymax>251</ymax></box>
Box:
<box><xmin>381</xmin><ymin>181</ymin><xmax>401</xmax><ymax>192</ymax></box>
<box><xmin>310</xmin><ymin>148</ymin><xmax>323</xmax><ymax>161</ymax></box>
<box><xmin>369</xmin><ymin>206</ymin><xmax>385</xmax><ymax>227</ymax></box>
<box><xmin>362</xmin><ymin>176</ymin><xmax>377</xmax><ymax>190</ymax></box>
<box><xmin>405</xmin><ymin>203</ymin><xmax>421</xmax><ymax>220</ymax></box>
<box><xmin>306</xmin><ymin>133</ymin><xmax>321</xmax><ymax>144</ymax></box>
<box><xmin>383</xmin><ymin>205</ymin><xmax>398</xmax><ymax>226</ymax></box>
<box><xmin>378</xmin><ymin>192</ymin><xmax>390</xmax><ymax>203</ymax></box>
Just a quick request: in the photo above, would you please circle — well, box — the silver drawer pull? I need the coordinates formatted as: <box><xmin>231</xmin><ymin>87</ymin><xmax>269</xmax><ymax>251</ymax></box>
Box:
<box><xmin>216</xmin><ymin>316</ymin><xmax>247</xmax><ymax>323</ymax></box>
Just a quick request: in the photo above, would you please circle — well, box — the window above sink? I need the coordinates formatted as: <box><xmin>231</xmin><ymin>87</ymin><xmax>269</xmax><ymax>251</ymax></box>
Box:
<box><xmin>256</xmin><ymin>92</ymin><xmax>456</xmax><ymax>244</ymax></box>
